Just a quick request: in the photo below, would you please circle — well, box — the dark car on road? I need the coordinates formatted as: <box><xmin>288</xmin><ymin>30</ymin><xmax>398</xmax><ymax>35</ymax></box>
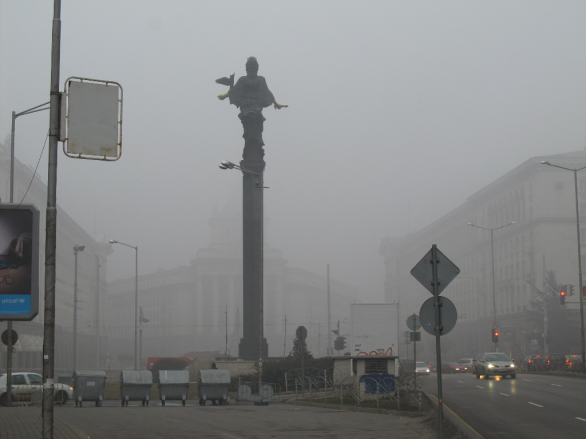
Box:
<box><xmin>441</xmin><ymin>362</ymin><xmax>469</xmax><ymax>374</ymax></box>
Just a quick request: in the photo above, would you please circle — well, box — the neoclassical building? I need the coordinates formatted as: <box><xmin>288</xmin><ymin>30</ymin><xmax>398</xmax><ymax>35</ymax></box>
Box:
<box><xmin>380</xmin><ymin>150</ymin><xmax>586</xmax><ymax>361</ymax></box>
<box><xmin>107</xmin><ymin>202</ymin><xmax>360</xmax><ymax>366</ymax></box>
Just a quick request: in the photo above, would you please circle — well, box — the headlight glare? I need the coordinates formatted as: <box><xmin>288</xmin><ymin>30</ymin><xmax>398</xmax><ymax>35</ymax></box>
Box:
<box><xmin>488</xmin><ymin>364</ymin><xmax>494</xmax><ymax>368</ymax></box>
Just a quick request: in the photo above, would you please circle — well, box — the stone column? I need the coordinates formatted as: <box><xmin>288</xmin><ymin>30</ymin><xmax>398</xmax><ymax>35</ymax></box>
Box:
<box><xmin>238</xmin><ymin>158</ymin><xmax>268</xmax><ymax>360</ymax></box>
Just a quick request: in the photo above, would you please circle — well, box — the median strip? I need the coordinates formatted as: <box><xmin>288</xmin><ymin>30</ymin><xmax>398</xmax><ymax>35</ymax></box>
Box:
<box><xmin>528</xmin><ymin>402</ymin><xmax>543</xmax><ymax>408</ymax></box>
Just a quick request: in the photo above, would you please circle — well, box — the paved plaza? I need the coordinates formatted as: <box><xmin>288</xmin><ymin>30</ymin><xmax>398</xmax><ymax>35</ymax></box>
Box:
<box><xmin>0</xmin><ymin>400</ymin><xmax>447</xmax><ymax>439</ymax></box>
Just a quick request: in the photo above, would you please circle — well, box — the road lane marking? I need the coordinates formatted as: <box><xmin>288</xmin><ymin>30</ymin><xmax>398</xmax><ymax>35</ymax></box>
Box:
<box><xmin>523</xmin><ymin>379</ymin><xmax>533</xmax><ymax>382</ymax></box>
<box><xmin>576</xmin><ymin>417</ymin><xmax>586</xmax><ymax>422</ymax></box>
<box><xmin>551</xmin><ymin>384</ymin><xmax>562</xmax><ymax>387</ymax></box>
<box><xmin>476</xmin><ymin>386</ymin><xmax>484</xmax><ymax>389</ymax></box>
<box><xmin>457</xmin><ymin>381</ymin><xmax>465</xmax><ymax>383</ymax></box>
<box><xmin>223</xmin><ymin>433</ymin><xmax>241</xmax><ymax>439</ymax></box>
<box><xmin>442</xmin><ymin>377</ymin><xmax>447</xmax><ymax>379</ymax></box>
<box><xmin>499</xmin><ymin>393</ymin><xmax>509</xmax><ymax>397</ymax></box>
<box><xmin>528</xmin><ymin>402</ymin><xmax>543</xmax><ymax>408</ymax></box>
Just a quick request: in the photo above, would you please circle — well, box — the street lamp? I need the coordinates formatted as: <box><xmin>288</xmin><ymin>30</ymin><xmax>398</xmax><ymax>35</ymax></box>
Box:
<box><xmin>109</xmin><ymin>239</ymin><xmax>139</xmax><ymax>370</ymax></box>
<box><xmin>72</xmin><ymin>245</ymin><xmax>85</xmax><ymax>371</ymax></box>
<box><xmin>467</xmin><ymin>221</ymin><xmax>515</xmax><ymax>351</ymax></box>
<box><xmin>219</xmin><ymin>159</ymin><xmax>265</xmax><ymax>392</ymax></box>
<box><xmin>540</xmin><ymin>160</ymin><xmax>586</xmax><ymax>374</ymax></box>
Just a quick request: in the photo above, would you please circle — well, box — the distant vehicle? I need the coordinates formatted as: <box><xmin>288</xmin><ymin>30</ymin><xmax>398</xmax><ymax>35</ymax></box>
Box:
<box><xmin>0</xmin><ymin>372</ymin><xmax>73</xmax><ymax>405</ymax></box>
<box><xmin>457</xmin><ymin>358</ymin><xmax>474</xmax><ymax>373</ymax></box>
<box><xmin>415</xmin><ymin>362</ymin><xmax>431</xmax><ymax>375</ymax></box>
<box><xmin>565</xmin><ymin>355</ymin><xmax>583</xmax><ymax>371</ymax></box>
<box><xmin>543</xmin><ymin>353</ymin><xmax>564</xmax><ymax>371</ymax></box>
<box><xmin>475</xmin><ymin>352</ymin><xmax>516</xmax><ymax>379</ymax></box>
<box><xmin>441</xmin><ymin>362</ymin><xmax>469</xmax><ymax>374</ymax></box>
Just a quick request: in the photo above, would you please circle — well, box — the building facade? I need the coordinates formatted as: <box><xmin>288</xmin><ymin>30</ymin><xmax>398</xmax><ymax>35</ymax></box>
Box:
<box><xmin>380</xmin><ymin>151</ymin><xmax>586</xmax><ymax>362</ymax></box>
<box><xmin>0</xmin><ymin>138</ymin><xmax>112</xmax><ymax>373</ymax></box>
<box><xmin>107</xmin><ymin>202</ymin><xmax>360</xmax><ymax>367</ymax></box>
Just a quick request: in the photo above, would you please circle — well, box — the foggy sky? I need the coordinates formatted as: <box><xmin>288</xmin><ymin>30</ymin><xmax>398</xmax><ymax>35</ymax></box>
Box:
<box><xmin>1</xmin><ymin>0</ymin><xmax>586</xmax><ymax>300</ymax></box>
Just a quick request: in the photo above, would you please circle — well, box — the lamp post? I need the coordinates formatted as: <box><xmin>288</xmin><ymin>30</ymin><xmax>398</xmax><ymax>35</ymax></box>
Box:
<box><xmin>4</xmin><ymin>100</ymin><xmax>49</xmax><ymax>408</ymax></box>
<box><xmin>139</xmin><ymin>307</ymin><xmax>149</xmax><ymax>370</ymax></box>
<box><xmin>540</xmin><ymin>160</ymin><xmax>586</xmax><ymax>374</ymax></box>
<box><xmin>467</xmin><ymin>221</ymin><xmax>515</xmax><ymax>351</ymax></box>
<box><xmin>109</xmin><ymin>239</ymin><xmax>139</xmax><ymax>370</ymax></box>
<box><xmin>219</xmin><ymin>159</ymin><xmax>266</xmax><ymax>390</ymax></box>
<box><xmin>72</xmin><ymin>245</ymin><xmax>85</xmax><ymax>371</ymax></box>
<box><xmin>95</xmin><ymin>255</ymin><xmax>101</xmax><ymax>369</ymax></box>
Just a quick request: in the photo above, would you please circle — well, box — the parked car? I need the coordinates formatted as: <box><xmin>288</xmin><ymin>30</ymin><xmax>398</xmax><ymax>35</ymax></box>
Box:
<box><xmin>474</xmin><ymin>352</ymin><xmax>516</xmax><ymax>379</ymax></box>
<box><xmin>415</xmin><ymin>362</ymin><xmax>431</xmax><ymax>375</ymax></box>
<box><xmin>0</xmin><ymin>372</ymin><xmax>73</xmax><ymax>406</ymax></box>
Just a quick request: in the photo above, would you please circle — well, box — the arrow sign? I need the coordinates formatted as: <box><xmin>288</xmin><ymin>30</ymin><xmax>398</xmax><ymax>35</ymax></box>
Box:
<box><xmin>410</xmin><ymin>246</ymin><xmax>460</xmax><ymax>295</ymax></box>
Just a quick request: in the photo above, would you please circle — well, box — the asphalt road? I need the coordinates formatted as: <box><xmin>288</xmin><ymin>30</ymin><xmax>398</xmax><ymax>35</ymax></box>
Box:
<box><xmin>56</xmin><ymin>400</ymin><xmax>439</xmax><ymax>439</ymax></box>
<box><xmin>419</xmin><ymin>372</ymin><xmax>586</xmax><ymax>438</ymax></box>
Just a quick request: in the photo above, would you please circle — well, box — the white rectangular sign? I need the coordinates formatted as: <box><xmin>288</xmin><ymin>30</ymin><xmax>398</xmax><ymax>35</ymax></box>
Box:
<box><xmin>351</xmin><ymin>302</ymin><xmax>399</xmax><ymax>357</ymax></box>
<box><xmin>64</xmin><ymin>78</ymin><xmax>122</xmax><ymax>160</ymax></box>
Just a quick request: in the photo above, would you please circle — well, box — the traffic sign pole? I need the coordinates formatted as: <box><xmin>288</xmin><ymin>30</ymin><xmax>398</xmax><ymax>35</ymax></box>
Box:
<box><xmin>432</xmin><ymin>245</ymin><xmax>444</xmax><ymax>439</ymax></box>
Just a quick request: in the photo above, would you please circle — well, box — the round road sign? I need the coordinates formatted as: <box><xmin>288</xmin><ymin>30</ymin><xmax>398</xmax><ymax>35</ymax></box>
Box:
<box><xmin>1</xmin><ymin>329</ymin><xmax>18</xmax><ymax>346</ymax></box>
<box><xmin>406</xmin><ymin>314</ymin><xmax>421</xmax><ymax>331</ymax></box>
<box><xmin>419</xmin><ymin>296</ymin><xmax>458</xmax><ymax>336</ymax></box>
<box><xmin>492</xmin><ymin>322</ymin><xmax>499</xmax><ymax>329</ymax></box>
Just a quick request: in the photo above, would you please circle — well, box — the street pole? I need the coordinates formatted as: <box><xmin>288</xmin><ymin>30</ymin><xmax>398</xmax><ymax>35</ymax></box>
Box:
<box><xmin>468</xmin><ymin>221</ymin><xmax>515</xmax><ymax>353</ymax></box>
<box><xmin>135</xmin><ymin>246</ymin><xmax>138</xmax><ymax>370</ymax></box>
<box><xmin>139</xmin><ymin>307</ymin><xmax>143</xmax><ymax>370</ymax></box>
<box><xmin>7</xmin><ymin>97</ymin><xmax>49</xmax><ymax>410</ymax></box>
<box><xmin>109</xmin><ymin>240</ymin><xmax>139</xmax><ymax>369</ymax></box>
<box><xmin>490</xmin><ymin>229</ymin><xmax>496</xmax><ymax>352</ymax></box>
<box><xmin>327</xmin><ymin>265</ymin><xmax>331</xmax><ymax>356</ymax></box>
<box><xmin>541</xmin><ymin>161</ymin><xmax>586</xmax><ymax>374</ymax></box>
<box><xmin>283</xmin><ymin>314</ymin><xmax>287</xmax><ymax>359</ymax></box>
<box><xmin>95</xmin><ymin>256</ymin><xmax>100</xmax><ymax>369</ymax></box>
<box><xmin>431</xmin><ymin>245</ymin><xmax>444</xmax><ymax>439</ymax></box>
<box><xmin>73</xmin><ymin>248</ymin><xmax>78</xmax><ymax>371</ymax></box>
<box><xmin>43</xmin><ymin>0</ymin><xmax>62</xmax><ymax>436</ymax></box>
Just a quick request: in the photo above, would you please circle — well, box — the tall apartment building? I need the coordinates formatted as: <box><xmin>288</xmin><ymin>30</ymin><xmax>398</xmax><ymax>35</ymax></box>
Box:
<box><xmin>380</xmin><ymin>150</ymin><xmax>586</xmax><ymax>361</ymax></box>
<box><xmin>0</xmin><ymin>138</ymin><xmax>112</xmax><ymax>372</ymax></box>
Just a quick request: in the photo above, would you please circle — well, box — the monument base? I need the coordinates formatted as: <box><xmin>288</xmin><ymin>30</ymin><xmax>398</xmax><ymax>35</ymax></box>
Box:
<box><xmin>239</xmin><ymin>337</ymin><xmax>268</xmax><ymax>360</ymax></box>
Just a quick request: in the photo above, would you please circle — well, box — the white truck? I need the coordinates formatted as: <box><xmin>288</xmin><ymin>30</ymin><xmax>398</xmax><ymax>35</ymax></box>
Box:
<box><xmin>350</xmin><ymin>302</ymin><xmax>399</xmax><ymax>357</ymax></box>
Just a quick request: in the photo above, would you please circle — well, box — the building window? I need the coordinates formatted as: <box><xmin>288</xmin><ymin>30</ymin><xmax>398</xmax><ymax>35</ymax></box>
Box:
<box><xmin>365</xmin><ymin>360</ymin><xmax>388</xmax><ymax>374</ymax></box>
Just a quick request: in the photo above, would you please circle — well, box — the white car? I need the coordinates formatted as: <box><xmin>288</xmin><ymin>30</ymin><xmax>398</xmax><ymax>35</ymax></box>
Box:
<box><xmin>0</xmin><ymin>372</ymin><xmax>73</xmax><ymax>405</ymax></box>
<box><xmin>415</xmin><ymin>361</ymin><xmax>431</xmax><ymax>375</ymax></box>
<box><xmin>474</xmin><ymin>353</ymin><xmax>516</xmax><ymax>379</ymax></box>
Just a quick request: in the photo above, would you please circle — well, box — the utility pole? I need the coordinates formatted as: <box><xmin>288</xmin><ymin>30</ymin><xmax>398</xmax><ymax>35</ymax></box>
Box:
<box><xmin>95</xmin><ymin>255</ymin><xmax>100</xmax><ymax>369</ymax></box>
<box><xmin>327</xmin><ymin>265</ymin><xmax>331</xmax><ymax>356</ymax></box>
<box><xmin>73</xmin><ymin>245</ymin><xmax>84</xmax><ymax>371</ymax></box>
<box><xmin>43</xmin><ymin>1</ymin><xmax>62</xmax><ymax>436</ymax></box>
<box><xmin>283</xmin><ymin>314</ymin><xmax>287</xmax><ymax>359</ymax></box>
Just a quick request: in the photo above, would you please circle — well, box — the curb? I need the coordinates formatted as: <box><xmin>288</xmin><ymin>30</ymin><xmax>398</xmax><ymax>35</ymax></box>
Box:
<box><xmin>422</xmin><ymin>391</ymin><xmax>484</xmax><ymax>439</ymax></box>
<box><xmin>284</xmin><ymin>398</ymin><xmax>424</xmax><ymax>417</ymax></box>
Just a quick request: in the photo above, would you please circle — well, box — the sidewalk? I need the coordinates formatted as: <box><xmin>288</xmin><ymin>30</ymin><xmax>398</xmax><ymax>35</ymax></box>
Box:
<box><xmin>0</xmin><ymin>406</ymin><xmax>90</xmax><ymax>439</ymax></box>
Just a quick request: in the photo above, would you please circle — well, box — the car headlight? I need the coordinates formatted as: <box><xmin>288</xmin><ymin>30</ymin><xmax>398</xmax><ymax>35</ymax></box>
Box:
<box><xmin>510</xmin><ymin>364</ymin><xmax>515</xmax><ymax>368</ymax></box>
<box><xmin>69</xmin><ymin>387</ymin><xmax>74</xmax><ymax>391</ymax></box>
<box><xmin>488</xmin><ymin>364</ymin><xmax>494</xmax><ymax>368</ymax></box>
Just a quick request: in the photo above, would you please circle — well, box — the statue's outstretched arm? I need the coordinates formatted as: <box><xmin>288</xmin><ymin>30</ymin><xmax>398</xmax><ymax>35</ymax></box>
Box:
<box><xmin>273</xmin><ymin>99</ymin><xmax>288</xmax><ymax>109</ymax></box>
<box><xmin>218</xmin><ymin>91</ymin><xmax>229</xmax><ymax>100</ymax></box>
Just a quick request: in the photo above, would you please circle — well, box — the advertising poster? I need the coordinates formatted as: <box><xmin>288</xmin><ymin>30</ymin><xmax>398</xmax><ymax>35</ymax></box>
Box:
<box><xmin>0</xmin><ymin>205</ymin><xmax>39</xmax><ymax>320</ymax></box>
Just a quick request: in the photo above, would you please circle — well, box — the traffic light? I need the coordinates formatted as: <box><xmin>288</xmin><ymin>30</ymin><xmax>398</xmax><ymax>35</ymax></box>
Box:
<box><xmin>334</xmin><ymin>336</ymin><xmax>346</xmax><ymax>351</ymax></box>
<box><xmin>560</xmin><ymin>285</ymin><xmax>567</xmax><ymax>305</ymax></box>
<box><xmin>492</xmin><ymin>329</ymin><xmax>499</xmax><ymax>343</ymax></box>
<box><xmin>569</xmin><ymin>284</ymin><xmax>575</xmax><ymax>296</ymax></box>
